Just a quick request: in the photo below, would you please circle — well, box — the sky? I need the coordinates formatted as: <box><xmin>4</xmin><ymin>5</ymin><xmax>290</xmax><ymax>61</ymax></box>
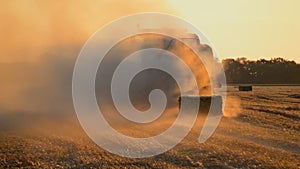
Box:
<box><xmin>0</xmin><ymin>0</ymin><xmax>299</xmax><ymax>62</ymax></box>
<box><xmin>0</xmin><ymin>0</ymin><xmax>175</xmax><ymax>63</ymax></box>
<box><xmin>168</xmin><ymin>0</ymin><xmax>300</xmax><ymax>62</ymax></box>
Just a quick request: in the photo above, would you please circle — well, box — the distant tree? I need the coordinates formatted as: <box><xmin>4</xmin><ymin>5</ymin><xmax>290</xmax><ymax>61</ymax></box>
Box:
<box><xmin>222</xmin><ymin>57</ymin><xmax>300</xmax><ymax>84</ymax></box>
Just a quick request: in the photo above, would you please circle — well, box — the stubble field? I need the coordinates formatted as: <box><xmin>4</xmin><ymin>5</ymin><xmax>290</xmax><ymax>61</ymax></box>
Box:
<box><xmin>0</xmin><ymin>86</ymin><xmax>299</xmax><ymax>168</ymax></box>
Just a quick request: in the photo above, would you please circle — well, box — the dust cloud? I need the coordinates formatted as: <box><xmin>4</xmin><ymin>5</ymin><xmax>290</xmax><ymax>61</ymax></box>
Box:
<box><xmin>0</xmin><ymin>1</ymin><xmax>174</xmax><ymax>118</ymax></box>
<box><xmin>0</xmin><ymin>1</ymin><xmax>225</xmax><ymax>135</ymax></box>
<box><xmin>95</xmin><ymin>33</ymin><xmax>218</xmax><ymax>137</ymax></box>
<box><xmin>223</xmin><ymin>96</ymin><xmax>241</xmax><ymax>117</ymax></box>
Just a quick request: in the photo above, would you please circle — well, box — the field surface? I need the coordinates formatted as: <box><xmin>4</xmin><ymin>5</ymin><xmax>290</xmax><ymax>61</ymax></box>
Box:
<box><xmin>0</xmin><ymin>86</ymin><xmax>299</xmax><ymax>168</ymax></box>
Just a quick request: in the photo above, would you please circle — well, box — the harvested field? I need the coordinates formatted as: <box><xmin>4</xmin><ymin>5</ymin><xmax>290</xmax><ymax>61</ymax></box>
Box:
<box><xmin>0</xmin><ymin>86</ymin><xmax>300</xmax><ymax>168</ymax></box>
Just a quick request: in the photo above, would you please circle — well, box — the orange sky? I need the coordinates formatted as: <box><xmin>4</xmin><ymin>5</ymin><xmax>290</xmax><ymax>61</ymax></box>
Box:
<box><xmin>168</xmin><ymin>0</ymin><xmax>300</xmax><ymax>62</ymax></box>
<box><xmin>0</xmin><ymin>0</ymin><xmax>299</xmax><ymax>62</ymax></box>
<box><xmin>0</xmin><ymin>0</ymin><xmax>175</xmax><ymax>63</ymax></box>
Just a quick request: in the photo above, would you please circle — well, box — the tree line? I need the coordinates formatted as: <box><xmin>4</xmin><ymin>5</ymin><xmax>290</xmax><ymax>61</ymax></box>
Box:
<box><xmin>222</xmin><ymin>57</ymin><xmax>300</xmax><ymax>84</ymax></box>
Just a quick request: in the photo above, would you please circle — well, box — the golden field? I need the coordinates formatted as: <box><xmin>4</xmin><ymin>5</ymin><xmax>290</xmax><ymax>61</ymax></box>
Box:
<box><xmin>0</xmin><ymin>86</ymin><xmax>299</xmax><ymax>168</ymax></box>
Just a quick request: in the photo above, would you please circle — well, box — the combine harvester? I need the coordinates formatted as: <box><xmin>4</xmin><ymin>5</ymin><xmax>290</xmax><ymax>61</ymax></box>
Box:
<box><xmin>173</xmin><ymin>32</ymin><xmax>225</xmax><ymax>141</ymax></box>
<box><xmin>174</xmin><ymin>32</ymin><xmax>224</xmax><ymax>116</ymax></box>
<box><xmin>135</xmin><ymin>29</ymin><xmax>226</xmax><ymax>141</ymax></box>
